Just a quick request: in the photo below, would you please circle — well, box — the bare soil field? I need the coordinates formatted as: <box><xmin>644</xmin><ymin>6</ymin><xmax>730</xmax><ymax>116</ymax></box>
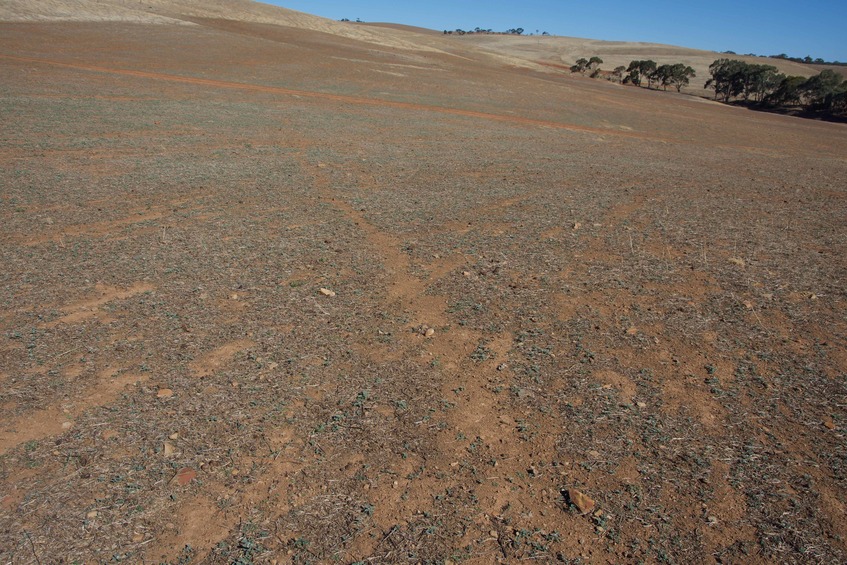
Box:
<box><xmin>1</xmin><ymin>6</ymin><xmax>846</xmax><ymax>565</ymax></box>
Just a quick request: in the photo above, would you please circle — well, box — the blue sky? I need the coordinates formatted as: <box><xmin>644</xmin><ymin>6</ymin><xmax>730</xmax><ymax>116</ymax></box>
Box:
<box><xmin>267</xmin><ymin>1</ymin><xmax>847</xmax><ymax>62</ymax></box>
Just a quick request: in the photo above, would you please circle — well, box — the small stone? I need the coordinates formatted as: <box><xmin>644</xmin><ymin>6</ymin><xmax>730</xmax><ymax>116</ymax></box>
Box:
<box><xmin>572</xmin><ymin>222</ymin><xmax>582</xmax><ymax>230</ymax></box>
<box><xmin>707</xmin><ymin>516</ymin><xmax>718</xmax><ymax>525</ymax></box>
<box><xmin>163</xmin><ymin>441</ymin><xmax>175</xmax><ymax>457</ymax></box>
<box><xmin>462</xmin><ymin>271</ymin><xmax>471</xmax><ymax>277</ymax></box>
<box><xmin>626</xmin><ymin>326</ymin><xmax>638</xmax><ymax>335</ymax></box>
<box><xmin>425</xmin><ymin>328</ymin><xmax>435</xmax><ymax>338</ymax></box>
<box><xmin>588</xmin><ymin>450</ymin><xmax>601</xmax><ymax>458</ymax></box>
<box><xmin>566</xmin><ymin>488</ymin><xmax>596</xmax><ymax>515</ymax></box>
<box><xmin>132</xmin><ymin>533</ymin><xmax>144</xmax><ymax>543</ymax></box>
<box><xmin>496</xmin><ymin>363</ymin><xmax>507</xmax><ymax>371</ymax></box>
<box><xmin>319</xmin><ymin>288</ymin><xmax>336</xmax><ymax>297</ymax></box>
<box><xmin>102</xmin><ymin>429</ymin><xmax>118</xmax><ymax>440</ymax></box>
<box><xmin>636</xmin><ymin>401</ymin><xmax>647</xmax><ymax>408</ymax></box>
<box><xmin>230</xmin><ymin>293</ymin><xmax>239</xmax><ymax>300</ymax></box>
<box><xmin>169</xmin><ymin>432</ymin><xmax>179</xmax><ymax>440</ymax></box>
<box><xmin>489</xmin><ymin>530</ymin><xmax>498</xmax><ymax>538</ymax></box>
<box><xmin>823</xmin><ymin>418</ymin><xmax>836</xmax><ymax>430</ymax></box>
<box><xmin>86</xmin><ymin>510</ymin><xmax>98</xmax><ymax>519</ymax></box>
<box><xmin>728</xmin><ymin>257</ymin><xmax>745</xmax><ymax>267</ymax></box>
<box><xmin>157</xmin><ymin>388</ymin><xmax>173</xmax><ymax>398</ymax></box>
<box><xmin>743</xmin><ymin>301</ymin><xmax>754</xmax><ymax>310</ymax></box>
<box><xmin>62</xmin><ymin>421</ymin><xmax>74</xmax><ymax>430</ymax></box>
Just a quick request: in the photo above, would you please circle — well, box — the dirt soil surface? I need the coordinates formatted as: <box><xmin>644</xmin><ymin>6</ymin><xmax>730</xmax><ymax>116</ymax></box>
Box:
<box><xmin>1</xmin><ymin>13</ymin><xmax>846</xmax><ymax>565</ymax></box>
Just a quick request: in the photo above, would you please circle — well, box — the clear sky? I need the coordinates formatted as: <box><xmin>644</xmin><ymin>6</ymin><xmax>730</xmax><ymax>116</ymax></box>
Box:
<box><xmin>265</xmin><ymin>1</ymin><xmax>847</xmax><ymax>62</ymax></box>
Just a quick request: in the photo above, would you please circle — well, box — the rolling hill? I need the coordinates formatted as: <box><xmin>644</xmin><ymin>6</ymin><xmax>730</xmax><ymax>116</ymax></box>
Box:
<box><xmin>1</xmin><ymin>2</ymin><xmax>845</xmax><ymax>564</ymax></box>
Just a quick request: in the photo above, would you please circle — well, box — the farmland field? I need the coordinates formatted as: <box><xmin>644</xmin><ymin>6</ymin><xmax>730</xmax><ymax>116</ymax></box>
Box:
<box><xmin>1</xmin><ymin>5</ymin><xmax>846</xmax><ymax>563</ymax></box>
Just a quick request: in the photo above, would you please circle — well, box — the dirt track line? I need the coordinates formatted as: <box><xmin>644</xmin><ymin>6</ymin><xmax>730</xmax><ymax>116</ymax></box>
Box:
<box><xmin>1</xmin><ymin>54</ymin><xmax>656</xmax><ymax>140</ymax></box>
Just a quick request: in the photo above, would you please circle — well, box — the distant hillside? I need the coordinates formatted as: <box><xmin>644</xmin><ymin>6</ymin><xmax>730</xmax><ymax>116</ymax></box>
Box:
<box><xmin>0</xmin><ymin>0</ymin><xmax>451</xmax><ymax>53</ymax></box>
<box><xmin>454</xmin><ymin>34</ymin><xmax>821</xmax><ymax>92</ymax></box>
<box><xmin>0</xmin><ymin>0</ymin><xmax>827</xmax><ymax>93</ymax></box>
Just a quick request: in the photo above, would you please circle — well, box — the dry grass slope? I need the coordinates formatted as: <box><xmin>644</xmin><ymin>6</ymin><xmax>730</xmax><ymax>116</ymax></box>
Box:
<box><xmin>1</xmin><ymin>2</ymin><xmax>846</xmax><ymax>564</ymax></box>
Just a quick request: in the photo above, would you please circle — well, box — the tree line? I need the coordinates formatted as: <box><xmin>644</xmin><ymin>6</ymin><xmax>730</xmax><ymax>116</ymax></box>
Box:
<box><xmin>723</xmin><ymin>51</ymin><xmax>846</xmax><ymax>67</ymax></box>
<box><xmin>706</xmin><ymin>59</ymin><xmax>847</xmax><ymax>116</ymax></box>
<box><xmin>570</xmin><ymin>57</ymin><xmax>696</xmax><ymax>92</ymax></box>
<box><xmin>444</xmin><ymin>28</ymin><xmax>550</xmax><ymax>36</ymax></box>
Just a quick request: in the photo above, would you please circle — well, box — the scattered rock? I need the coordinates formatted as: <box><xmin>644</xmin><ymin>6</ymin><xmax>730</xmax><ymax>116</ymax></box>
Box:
<box><xmin>230</xmin><ymin>293</ymin><xmax>239</xmax><ymax>300</ymax></box>
<box><xmin>496</xmin><ymin>363</ymin><xmax>507</xmax><ymax>371</ymax></box>
<box><xmin>102</xmin><ymin>429</ymin><xmax>118</xmax><ymax>440</ymax></box>
<box><xmin>587</xmin><ymin>450</ymin><xmax>601</xmax><ymax>459</ymax></box>
<box><xmin>131</xmin><ymin>533</ymin><xmax>144</xmax><ymax>543</ymax></box>
<box><xmin>62</xmin><ymin>421</ymin><xmax>74</xmax><ymax>430</ymax></box>
<box><xmin>823</xmin><ymin>417</ymin><xmax>836</xmax><ymax>430</ymax></box>
<box><xmin>172</xmin><ymin>467</ymin><xmax>197</xmax><ymax>486</ymax></box>
<box><xmin>572</xmin><ymin>222</ymin><xmax>582</xmax><ymax>230</ymax></box>
<box><xmin>86</xmin><ymin>510</ymin><xmax>98</xmax><ymax>519</ymax></box>
<box><xmin>743</xmin><ymin>300</ymin><xmax>754</xmax><ymax>310</ymax></box>
<box><xmin>425</xmin><ymin>328</ymin><xmax>435</xmax><ymax>338</ymax></box>
<box><xmin>707</xmin><ymin>516</ymin><xmax>718</xmax><ymax>525</ymax></box>
<box><xmin>728</xmin><ymin>257</ymin><xmax>745</xmax><ymax>267</ymax></box>
<box><xmin>169</xmin><ymin>432</ymin><xmax>179</xmax><ymax>440</ymax></box>
<box><xmin>516</xmin><ymin>388</ymin><xmax>534</xmax><ymax>399</ymax></box>
<box><xmin>636</xmin><ymin>401</ymin><xmax>647</xmax><ymax>408</ymax></box>
<box><xmin>157</xmin><ymin>388</ymin><xmax>173</xmax><ymax>398</ymax></box>
<box><xmin>462</xmin><ymin>271</ymin><xmax>471</xmax><ymax>277</ymax></box>
<box><xmin>319</xmin><ymin>288</ymin><xmax>336</xmax><ymax>297</ymax></box>
<box><xmin>626</xmin><ymin>326</ymin><xmax>638</xmax><ymax>335</ymax></box>
<box><xmin>499</xmin><ymin>414</ymin><xmax>514</xmax><ymax>425</ymax></box>
<box><xmin>565</xmin><ymin>488</ymin><xmax>596</xmax><ymax>515</ymax></box>
<box><xmin>163</xmin><ymin>441</ymin><xmax>175</xmax><ymax>457</ymax></box>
